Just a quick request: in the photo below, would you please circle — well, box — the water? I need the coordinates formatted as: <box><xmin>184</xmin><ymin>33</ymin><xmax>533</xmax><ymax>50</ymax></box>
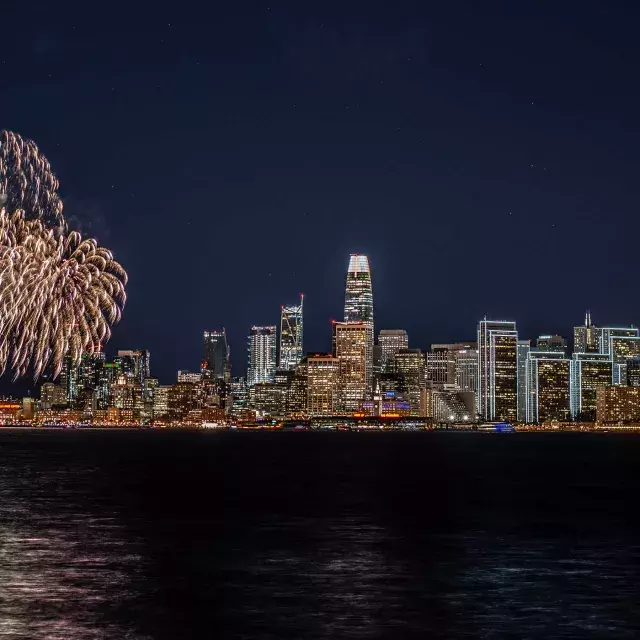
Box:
<box><xmin>0</xmin><ymin>430</ymin><xmax>638</xmax><ymax>638</ymax></box>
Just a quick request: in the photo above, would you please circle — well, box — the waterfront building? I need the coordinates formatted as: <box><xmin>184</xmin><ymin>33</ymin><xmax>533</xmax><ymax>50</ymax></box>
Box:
<box><xmin>249</xmin><ymin>382</ymin><xmax>286</xmax><ymax>418</ymax></box>
<box><xmin>344</xmin><ymin>254</ymin><xmax>374</xmax><ymax>392</ymax></box>
<box><xmin>333</xmin><ymin>321</ymin><xmax>368</xmax><ymax>412</ymax></box>
<box><xmin>536</xmin><ymin>335</ymin><xmax>567</xmax><ymax>353</ymax></box>
<box><xmin>152</xmin><ymin>385</ymin><xmax>171</xmax><ymax>420</ymax></box>
<box><xmin>247</xmin><ymin>326</ymin><xmax>277</xmax><ymax>386</ymax></box>
<box><xmin>432</xmin><ymin>389</ymin><xmax>474</xmax><ymax>423</ymax></box>
<box><xmin>167</xmin><ymin>382</ymin><xmax>202</xmax><ymax>421</ymax></box>
<box><xmin>306</xmin><ymin>354</ymin><xmax>340</xmax><ymax>416</ymax></box>
<box><xmin>40</xmin><ymin>382</ymin><xmax>68</xmax><ymax>409</ymax></box>
<box><xmin>203</xmin><ymin>329</ymin><xmax>230</xmax><ymax>381</ymax></box>
<box><xmin>394</xmin><ymin>349</ymin><xmax>426</xmax><ymax>416</ymax></box>
<box><xmin>477</xmin><ymin>320</ymin><xmax>518</xmax><ymax>422</ymax></box>
<box><xmin>279</xmin><ymin>295</ymin><xmax>304</xmax><ymax>371</ymax></box>
<box><xmin>228</xmin><ymin>377</ymin><xmax>248</xmax><ymax>416</ymax></box>
<box><xmin>378</xmin><ymin>330</ymin><xmax>409</xmax><ymax>373</ymax></box>
<box><xmin>570</xmin><ymin>356</ymin><xmax>613</xmax><ymax>421</ymax></box>
<box><xmin>596</xmin><ymin>386</ymin><xmax>640</xmax><ymax>423</ymax></box>
<box><xmin>525</xmin><ymin>352</ymin><xmax>571</xmax><ymax>423</ymax></box>
<box><xmin>110</xmin><ymin>375</ymin><xmax>141</xmax><ymax>411</ymax></box>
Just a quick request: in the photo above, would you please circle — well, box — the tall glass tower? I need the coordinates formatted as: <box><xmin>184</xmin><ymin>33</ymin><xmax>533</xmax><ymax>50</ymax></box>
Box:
<box><xmin>279</xmin><ymin>295</ymin><xmax>304</xmax><ymax>370</ymax></box>
<box><xmin>344</xmin><ymin>254</ymin><xmax>374</xmax><ymax>393</ymax></box>
<box><xmin>203</xmin><ymin>329</ymin><xmax>230</xmax><ymax>381</ymax></box>
<box><xmin>247</xmin><ymin>326</ymin><xmax>277</xmax><ymax>386</ymax></box>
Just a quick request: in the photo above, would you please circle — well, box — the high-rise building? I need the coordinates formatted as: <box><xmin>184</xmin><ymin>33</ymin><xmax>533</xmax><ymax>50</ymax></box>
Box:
<box><xmin>40</xmin><ymin>382</ymin><xmax>68</xmax><ymax>409</ymax></box>
<box><xmin>536</xmin><ymin>335</ymin><xmax>567</xmax><ymax>353</ymax></box>
<box><xmin>168</xmin><ymin>382</ymin><xmax>202</xmax><ymax>421</ymax></box>
<box><xmin>59</xmin><ymin>355</ymin><xmax>78</xmax><ymax>402</ymax></box>
<box><xmin>517</xmin><ymin>340</ymin><xmax>530</xmax><ymax>422</ymax></box>
<box><xmin>279</xmin><ymin>295</ymin><xmax>304</xmax><ymax>371</ymax></box>
<box><xmin>306</xmin><ymin>354</ymin><xmax>340</xmax><ymax>416</ymax></box>
<box><xmin>570</xmin><ymin>356</ymin><xmax>612</xmax><ymax>421</ymax></box>
<box><xmin>609</xmin><ymin>335</ymin><xmax>640</xmax><ymax>384</ymax></box>
<box><xmin>574</xmin><ymin>311</ymin><xmax>599</xmax><ymax>354</ymax></box>
<box><xmin>203</xmin><ymin>329</ymin><xmax>230</xmax><ymax>381</ymax></box>
<box><xmin>378</xmin><ymin>330</ymin><xmax>408</xmax><ymax>373</ymax></box>
<box><xmin>247</xmin><ymin>326</ymin><xmax>277</xmax><ymax>386</ymax></box>
<box><xmin>596</xmin><ymin>386</ymin><xmax>640</xmax><ymax>423</ymax></box>
<box><xmin>152</xmin><ymin>385</ymin><xmax>170</xmax><ymax>420</ymax></box>
<box><xmin>599</xmin><ymin>326</ymin><xmax>639</xmax><ymax>356</ymax></box>
<box><xmin>333</xmin><ymin>321</ymin><xmax>368</xmax><ymax>412</ymax></box>
<box><xmin>426</xmin><ymin>348</ymin><xmax>454</xmax><ymax>385</ymax></box>
<box><xmin>627</xmin><ymin>358</ymin><xmax>640</xmax><ymax>387</ymax></box>
<box><xmin>477</xmin><ymin>320</ymin><xmax>518</xmax><ymax>422</ymax></box>
<box><xmin>115</xmin><ymin>350</ymin><xmax>150</xmax><ymax>386</ymax></box>
<box><xmin>525</xmin><ymin>352</ymin><xmax>571</xmax><ymax>423</ymax></box>
<box><xmin>394</xmin><ymin>349</ymin><xmax>426</xmax><ymax>416</ymax></box>
<box><xmin>228</xmin><ymin>377</ymin><xmax>248</xmax><ymax>416</ymax></box>
<box><xmin>344</xmin><ymin>254</ymin><xmax>374</xmax><ymax>392</ymax></box>
<box><xmin>177</xmin><ymin>370</ymin><xmax>202</xmax><ymax>384</ymax></box>
<box><xmin>453</xmin><ymin>347</ymin><xmax>478</xmax><ymax>393</ymax></box>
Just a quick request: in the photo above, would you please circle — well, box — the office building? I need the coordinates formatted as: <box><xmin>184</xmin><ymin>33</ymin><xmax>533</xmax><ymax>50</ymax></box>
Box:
<box><xmin>168</xmin><ymin>382</ymin><xmax>202</xmax><ymax>420</ymax></box>
<box><xmin>152</xmin><ymin>386</ymin><xmax>170</xmax><ymax>419</ymax></box>
<box><xmin>59</xmin><ymin>355</ymin><xmax>78</xmax><ymax>402</ymax></box>
<box><xmin>279</xmin><ymin>295</ymin><xmax>304</xmax><ymax>371</ymax></box>
<box><xmin>574</xmin><ymin>311</ymin><xmax>599</xmax><ymax>354</ymax></box>
<box><xmin>40</xmin><ymin>382</ymin><xmax>68</xmax><ymax>409</ymax></box>
<box><xmin>430</xmin><ymin>343</ymin><xmax>478</xmax><ymax>392</ymax></box>
<box><xmin>454</xmin><ymin>347</ymin><xmax>478</xmax><ymax>392</ymax></box>
<box><xmin>599</xmin><ymin>326</ymin><xmax>639</xmax><ymax>356</ymax></box>
<box><xmin>536</xmin><ymin>335</ymin><xmax>567</xmax><ymax>353</ymax></box>
<box><xmin>570</xmin><ymin>356</ymin><xmax>613</xmax><ymax>421</ymax></box>
<box><xmin>517</xmin><ymin>340</ymin><xmax>530</xmax><ymax>422</ymax></box>
<box><xmin>333</xmin><ymin>321</ymin><xmax>368</xmax><ymax>412</ymax></box>
<box><xmin>627</xmin><ymin>358</ymin><xmax>640</xmax><ymax>387</ymax></box>
<box><xmin>228</xmin><ymin>377</ymin><xmax>248</xmax><ymax>416</ymax></box>
<box><xmin>306</xmin><ymin>354</ymin><xmax>340</xmax><ymax>416</ymax></box>
<box><xmin>249</xmin><ymin>382</ymin><xmax>286</xmax><ymax>418</ymax></box>
<box><xmin>115</xmin><ymin>350</ymin><xmax>150</xmax><ymax>386</ymax></box>
<box><xmin>477</xmin><ymin>320</ymin><xmax>518</xmax><ymax>422</ymax></box>
<box><xmin>378</xmin><ymin>330</ymin><xmax>409</xmax><ymax>373</ymax></box>
<box><xmin>426</xmin><ymin>347</ymin><xmax>454</xmax><ymax>386</ymax></box>
<box><xmin>177</xmin><ymin>370</ymin><xmax>202</xmax><ymax>384</ymax></box>
<box><xmin>247</xmin><ymin>326</ymin><xmax>277</xmax><ymax>386</ymax></box>
<box><xmin>203</xmin><ymin>329</ymin><xmax>230</xmax><ymax>381</ymax></box>
<box><xmin>596</xmin><ymin>386</ymin><xmax>640</xmax><ymax>423</ymax></box>
<box><xmin>525</xmin><ymin>352</ymin><xmax>571</xmax><ymax>423</ymax></box>
<box><xmin>344</xmin><ymin>254</ymin><xmax>374</xmax><ymax>392</ymax></box>
<box><xmin>609</xmin><ymin>334</ymin><xmax>640</xmax><ymax>384</ymax></box>
<box><xmin>394</xmin><ymin>349</ymin><xmax>426</xmax><ymax>416</ymax></box>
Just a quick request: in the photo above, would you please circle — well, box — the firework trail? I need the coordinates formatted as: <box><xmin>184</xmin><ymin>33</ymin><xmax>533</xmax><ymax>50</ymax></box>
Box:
<box><xmin>0</xmin><ymin>130</ymin><xmax>64</xmax><ymax>231</ymax></box>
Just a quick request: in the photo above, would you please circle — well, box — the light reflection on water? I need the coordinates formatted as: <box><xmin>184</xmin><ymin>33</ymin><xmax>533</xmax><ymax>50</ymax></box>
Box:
<box><xmin>0</xmin><ymin>430</ymin><xmax>638</xmax><ymax>639</ymax></box>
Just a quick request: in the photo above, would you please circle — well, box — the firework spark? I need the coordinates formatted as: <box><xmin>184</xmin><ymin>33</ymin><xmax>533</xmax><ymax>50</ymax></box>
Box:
<box><xmin>0</xmin><ymin>208</ymin><xmax>127</xmax><ymax>379</ymax></box>
<box><xmin>0</xmin><ymin>130</ymin><xmax>65</xmax><ymax>231</ymax></box>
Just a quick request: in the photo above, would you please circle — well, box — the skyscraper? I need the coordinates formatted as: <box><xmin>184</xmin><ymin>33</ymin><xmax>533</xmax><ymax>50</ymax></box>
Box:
<box><xmin>333</xmin><ymin>321</ymin><xmax>368</xmax><ymax>412</ymax></box>
<box><xmin>574</xmin><ymin>311</ymin><xmax>599</xmax><ymax>354</ymax></box>
<box><xmin>247</xmin><ymin>326</ymin><xmax>277</xmax><ymax>386</ymax></box>
<box><xmin>477</xmin><ymin>320</ymin><xmax>518</xmax><ymax>422</ymax></box>
<box><xmin>536</xmin><ymin>335</ymin><xmax>567</xmax><ymax>353</ymax></box>
<box><xmin>306</xmin><ymin>354</ymin><xmax>340</xmax><ymax>416</ymax></box>
<box><xmin>344</xmin><ymin>254</ymin><xmax>374</xmax><ymax>392</ymax></box>
<box><xmin>517</xmin><ymin>340</ymin><xmax>530</xmax><ymax>422</ymax></box>
<box><xmin>115</xmin><ymin>350</ymin><xmax>150</xmax><ymax>386</ymax></box>
<box><xmin>378</xmin><ymin>330</ymin><xmax>409</xmax><ymax>373</ymax></box>
<box><xmin>525</xmin><ymin>352</ymin><xmax>571</xmax><ymax>423</ymax></box>
<box><xmin>570</xmin><ymin>355</ymin><xmax>612</xmax><ymax>420</ymax></box>
<box><xmin>203</xmin><ymin>329</ymin><xmax>230</xmax><ymax>381</ymax></box>
<box><xmin>394</xmin><ymin>349</ymin><xmax>426</xmax><ymax>416</ymax></box>
<box><xmin>279</xmin><ymin>295</ymin><xmax>304</xmax><ymax>371</ymax></box>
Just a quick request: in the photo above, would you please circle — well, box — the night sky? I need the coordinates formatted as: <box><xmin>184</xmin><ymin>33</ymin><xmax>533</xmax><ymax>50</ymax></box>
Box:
<box><xmin>3</xmin><ymin>1</ymin><xmax>640</xmax><ymax>384</ymax></box>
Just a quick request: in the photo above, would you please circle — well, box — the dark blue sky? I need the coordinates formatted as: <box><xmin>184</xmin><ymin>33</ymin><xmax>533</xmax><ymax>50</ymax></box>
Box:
<box><xmin>2</xmin><ymin>0</ymin><xmax>640</xmax><ymax>383</ymax></box>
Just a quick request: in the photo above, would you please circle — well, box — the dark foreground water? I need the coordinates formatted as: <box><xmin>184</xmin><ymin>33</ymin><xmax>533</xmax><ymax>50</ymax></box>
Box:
<box><xmin>0</xmin><ymin>430</ymin><xmax>638</xmax><ymax>639</ymax></box>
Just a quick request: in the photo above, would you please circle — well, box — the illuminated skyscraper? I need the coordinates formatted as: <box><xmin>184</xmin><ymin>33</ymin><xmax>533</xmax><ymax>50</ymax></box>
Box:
<box><xmin>247</xmin><ymin>326</ymin><xmax>277</xmax><ymax>386</ymax></box>
<box><xmin>279</xmin><ymin>295</ymin><xmax>304</xmax><ymax>371</ymax></box>
<box><xmin>115</xmin><ymin>350</ymin><xmax>150</xmax><ymax>386</ymax></box>
<box><xmin>600</xmin><ymin>326</ymin><xmax>639</xmax><ymax>356</ymax></box>
<box><xmin>378</xmin><ymin>330</ymin><xmax>408</xmax><ymax>373</ymax></box>
<box><xmin>517</xmin><ymin>340</ymin><xmax>530</xmax><ymax>422</ymax></box>
<box><xmin>344</xmin><ymin>254</ymin><xmax>374</xmax><ymax>392</ymax></box>
<box><xmin>394</xmin><ymin>349</ymin><xmax>426</xmax><ymax>416</ymax></box>
<box><xmin>333</xmin><ymin>321</ymin><xmax>368</xmax><ymax>412</ymax></box>
<box><xmin>574</xmin><ymin>311</ymin><xmax>599</xmax><ymax>354</ymax></box>
<box><xmin>306</xmin><ymin>354</ymin><xmax>340</xmax><ymax>416</ymax></box>
<box><xmin>525</xmin><ymin>352</ymin><xmax>571</xmax><ymax>423</ymax></box>
<box><xmin>570</xmin><ymin>354</ymin><xmax>612</xmax><ymax>420</ymax></box>
<box><xmin>609</xmin><ymin>334</ymin><xmax>640</xmax><ymax>384</ymax></box>
<box><xmin>203</xmin><ymin>329</ymin><xmax>230</xmax><ymax>381</ymax></box>
<box><xmin>477</xmin><ymin>320</ymin><xmax>518</xmax><ymax>422</ymax></box>
<box><xmin>536</xmin><ymin>335</ymin><xmax>567</xmax><ymax>353</ymax></box>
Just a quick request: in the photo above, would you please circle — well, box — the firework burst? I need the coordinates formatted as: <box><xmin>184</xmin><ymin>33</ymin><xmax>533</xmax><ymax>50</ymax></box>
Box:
<box><xmin>0</xmin><ymin>130</ymin><xmax>65</xmax><ymax>231</ymax></box>
<box><xmin>0</xmin><ymin>208</ymin><xmax>127</xmax><ymax>379</ymax></box>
